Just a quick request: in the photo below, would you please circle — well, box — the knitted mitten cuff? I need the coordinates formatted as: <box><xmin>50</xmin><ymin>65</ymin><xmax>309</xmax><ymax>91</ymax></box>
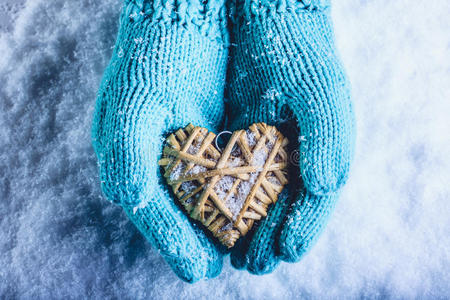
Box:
<box><xmin>229</xmin><ymin>0</ymin><xmax>330</xmax><ymax>23</ymax></box>
<box><xmin>124</xmin><ymin>0</ymin><xmax>228</xmax><ymax>43</ymax></box>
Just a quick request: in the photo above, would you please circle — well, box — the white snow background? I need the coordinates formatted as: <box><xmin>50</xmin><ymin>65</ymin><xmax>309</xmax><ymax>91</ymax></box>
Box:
<box><xmin>0</xmin><ymin>0</ymin><xmax>449</xmax><ymax>298</ymax></box>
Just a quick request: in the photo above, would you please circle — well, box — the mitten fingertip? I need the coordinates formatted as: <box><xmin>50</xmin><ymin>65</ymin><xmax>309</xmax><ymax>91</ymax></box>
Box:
<box><xmin>278</xmin><ymin>191</ymin><xmax>338</xmax><ymax>262</ymax></box>
<box><xmin>230</xmin><ymin>239</ymin><xmax>249</xmax><ymax>270</ymax></box>
<box><xmin>278</xmin><ymin>233</ymin><xmax>310</xmax><ymax>263</ymax></box>
<box><xmin>246</xmin><ymin>249</ymin><xmax>280</xmax><ymax>275</ymax></box>
<box><xmin>301</xmin><ymin>162</ymin><xmax>350</xmax><ymax>196</ymax></box>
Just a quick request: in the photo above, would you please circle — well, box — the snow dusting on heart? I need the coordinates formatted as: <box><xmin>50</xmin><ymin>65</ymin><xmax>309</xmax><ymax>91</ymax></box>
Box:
<box><xmin>159</xmin><ymin>123</ymin><xmax>289</xmax><ymax>247</ymax></box>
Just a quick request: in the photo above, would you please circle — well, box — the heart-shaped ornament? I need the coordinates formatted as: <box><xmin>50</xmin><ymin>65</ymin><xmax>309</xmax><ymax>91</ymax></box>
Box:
<box><xmin>158</xmin><ymin>123</ymin><xmax>289</xmax><ymax>248</ymax></box>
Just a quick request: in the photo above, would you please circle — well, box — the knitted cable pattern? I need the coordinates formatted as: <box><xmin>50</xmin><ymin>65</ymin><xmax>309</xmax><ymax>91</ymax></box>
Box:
<box><xmin>227</xmin><ymin>1</ymin><xmax>355</xmax><ymax>273</ymax></box>
<box><xmin>228</xmin><ymin>0</ymin><xmax>330</xmax><ymax>23</ymax></box>
<box><xmin>124</xmin><ymin>0</ymin><xmax>228</xmax><ymax>43</ymax></box>
<box><xmin>92</xmin><ymin>0</ymin><xmax>228</xmax><ymax>282</ymax></box>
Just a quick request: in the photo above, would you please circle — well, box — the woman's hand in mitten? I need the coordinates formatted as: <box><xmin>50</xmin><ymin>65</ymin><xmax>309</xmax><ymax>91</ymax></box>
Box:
<box><xmin>92</xmin><ymin>0</ymin><xmax>229</xmax><ymax>282</ymax></box>
<box><xmin>226</xmin><ymin>0</ymin><xmax>355</xmax><ymax>274</ymax></box>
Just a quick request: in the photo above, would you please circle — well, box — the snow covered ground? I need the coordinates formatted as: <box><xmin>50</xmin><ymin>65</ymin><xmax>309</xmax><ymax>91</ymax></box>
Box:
<box><xmin>0</xmin><ymin>0</ymin><xmax>449</xmax><ymax>298</ymax></box>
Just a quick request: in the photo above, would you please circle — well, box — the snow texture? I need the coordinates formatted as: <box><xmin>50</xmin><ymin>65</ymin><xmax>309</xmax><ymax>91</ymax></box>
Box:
<box><xmin>233</xmin><ymin>173</ymin><xmax>258</xmax><ymax>219</ymax></box>
<box><xmin>246</xmin><ymin>130</ymin><xmax>257</xmax><ymax>147</ymax></box>
<box><xmin>186</xmin><ymin>165</ymin><xmax>207</xmax><ymax>175</ymax></box>
<box><xmin>180</xmin><ymin>181</ymin><xmax>197</xmax><ymax>195</ymax></box>
<box><xmin>0</xmin><ymin>0</ymin><xmax>449</xmax><ymax>298</ymax></box>
<box><xmin>214</xmin><ymin>175</ymin><xmax>235</xmax><ymax>201</ymax></box>
<box><xmin>169</xmin><ymin>162</ymin><xmax>185</xmax><ymax>181</ymax></box>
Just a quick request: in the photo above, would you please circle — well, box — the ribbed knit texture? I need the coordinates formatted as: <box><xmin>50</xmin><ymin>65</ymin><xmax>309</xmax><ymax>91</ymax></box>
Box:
<box><xmin>279</xmin><ymin>190</ymin><xmax>339</xmax><ymax>262</ymax></box>
<box><xmin>227</xmin><ymin>0</ymin><xmax>355</xmax><ymax>274</ymax></box>
<box><xmin>92</xmin><ymin>0</ymin><xmax>228</xmax><ymax>283</ymax></box>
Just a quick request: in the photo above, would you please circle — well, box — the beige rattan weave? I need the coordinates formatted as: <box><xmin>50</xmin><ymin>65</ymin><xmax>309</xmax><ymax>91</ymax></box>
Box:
<box><xmin>158</xmin><ymin>123</ymin><xmax>289</xmax><ymax>248</ymax></box>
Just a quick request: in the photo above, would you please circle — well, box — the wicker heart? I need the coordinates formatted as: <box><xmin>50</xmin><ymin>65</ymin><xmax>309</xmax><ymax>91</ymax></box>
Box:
<box><xmin>158</xmin><ymin>123</ymin><xmax>289</xmax><ymax>248</ymax></box>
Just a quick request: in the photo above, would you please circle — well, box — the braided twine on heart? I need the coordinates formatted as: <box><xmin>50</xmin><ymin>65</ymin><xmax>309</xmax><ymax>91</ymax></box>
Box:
<box><xmin>159</xmin><ymin>123</ymin><xmax>289</xmax><ymax>247</ymax></box>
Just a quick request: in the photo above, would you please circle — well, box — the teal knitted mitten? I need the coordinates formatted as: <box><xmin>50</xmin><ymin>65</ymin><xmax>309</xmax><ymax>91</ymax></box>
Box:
<box><xmin>226</xmin><ymin>0</ymin><xmax>355</xmax><ymax>274</ymax></box>
<box><xmin>92</xmin><ymin>0</ymin><xmax>228</xmax><ymax>282</ymax></box>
